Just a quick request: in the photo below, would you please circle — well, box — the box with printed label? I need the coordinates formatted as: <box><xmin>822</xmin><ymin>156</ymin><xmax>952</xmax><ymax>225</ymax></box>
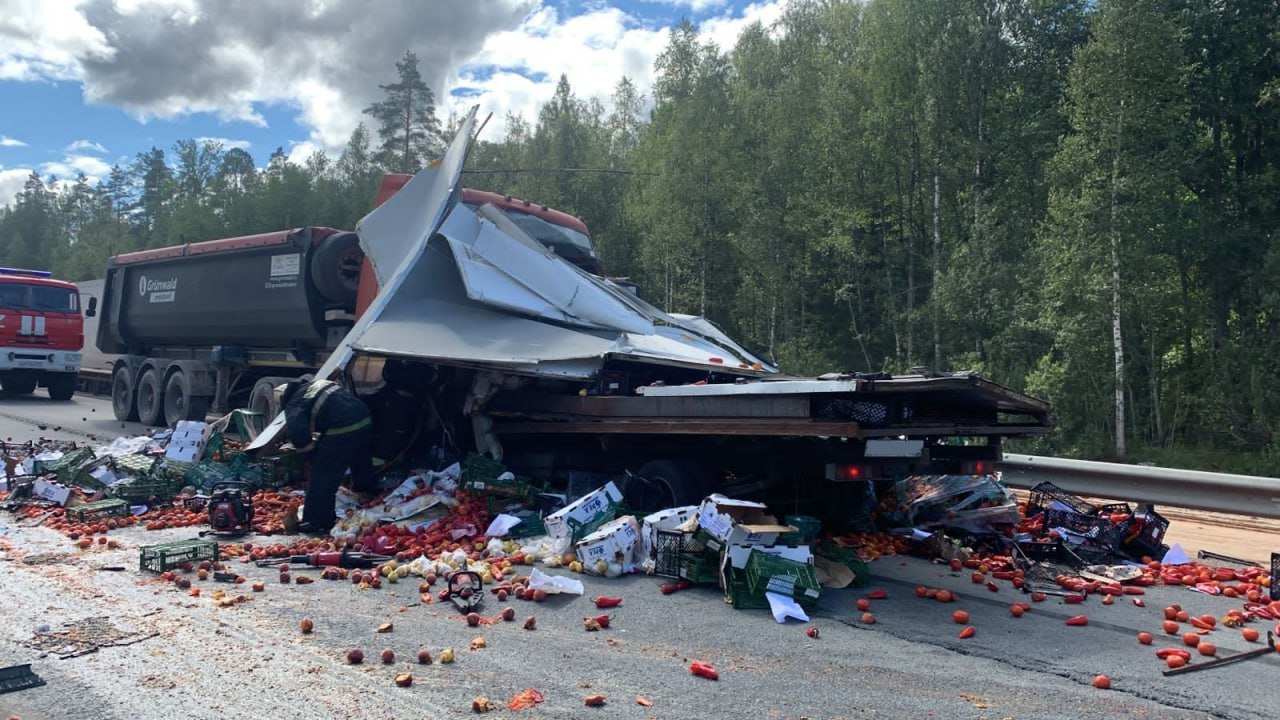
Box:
<box><xmin>32</xmin><ymin>478</ymin><xmax>72</xmax><ymax>506</ymax></box>
<box><xmin>543</xmin><ymin>481</ymin><xmax>623</xmax><ymax>543</ymax></box>
<box><xmin>575</xmin><ymin>515</ymin><xmax>642</xmax><ymax>575</ymax></box>
<box><xmin>641</xmin><ymin>505</ymin><xmax>698</xmax><ymax>560</ymax></box>
<box><xmin>696</xmin><ymin>494</ymin><xmax>795</xmax><ymax>547</ymax></box>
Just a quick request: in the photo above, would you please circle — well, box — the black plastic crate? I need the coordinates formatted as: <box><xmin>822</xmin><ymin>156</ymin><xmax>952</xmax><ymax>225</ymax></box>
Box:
<box><xmin>1121</xmin><ymin>505</ymin><xmax>1170</xmax><ymax>560</ymax></box>
<box><xmin>0</xmin><ymin>663</ymin><xmax>45</xmax><ymax>694</ymax></box>
<box><xmin>1015</xmin><ymin>538</ymin><xmax>1069</xmax><ymax>564</ymax></box>
<box><xmin>1093</xmin><ymin>502</ymin><xmax>1133</xmax><ymax>518</ymax></box>
<box><xmin>1028</xmin><ymin>482</ymin><xmax>1095</xmax><ymax>516</ymax></box>
<box><xmin>1045</xmin><ymin>508</ymin><xmax>1129</xmax><ymax>548</ymax></box>
<box><xmin>653</xmin><ymin>529</ymin><xmax>685</xmax><ymax>579</ymax></box>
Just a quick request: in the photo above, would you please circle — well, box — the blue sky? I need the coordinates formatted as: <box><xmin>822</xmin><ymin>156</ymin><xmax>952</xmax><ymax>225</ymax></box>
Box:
<box><xmin>0</xmin><ymin>0</ymin><xmax>785</xmax><ymax>206</ymax></box>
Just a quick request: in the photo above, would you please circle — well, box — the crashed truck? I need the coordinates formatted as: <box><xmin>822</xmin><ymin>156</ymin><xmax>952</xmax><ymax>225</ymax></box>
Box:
<box><xmin>102</xmin><ymin>106</ymin><xmax>1051</xmax><ymax>523</ymax></box>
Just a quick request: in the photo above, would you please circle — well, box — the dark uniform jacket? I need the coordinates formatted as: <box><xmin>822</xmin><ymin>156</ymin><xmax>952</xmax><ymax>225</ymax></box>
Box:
<box><xmin>283</xmin><ymin>380</ymin><xmax>371</xmax><ymax>452</ymax></box>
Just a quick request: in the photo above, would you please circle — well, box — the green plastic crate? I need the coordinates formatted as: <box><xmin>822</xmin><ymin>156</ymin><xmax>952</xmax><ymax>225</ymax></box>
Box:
<box><xmin>815</xmin><ymin>541</ymin><xmax>871</xmax><ymax>588</ymax></box>
<box><xmin>112</xmin><ymin>453</ymin><xmax>160</xmax><ymax>478</ymax></box>
<box><xmin>780</xmin><ymin>514</ymin><xmax>822</xmax><ymax>545</ymax></box>
<box><xmin>506</xmin><ymin>515</ymin><xmax>547</xmax><ymax>539</ymax></box>
<box><xmin>139</xmin><ymin>539</ymin><xmax>219</xmax><ymax>573</ymax></box>
<box><xmin>112</xmin><ymin>477</ymin><xmax>177</xmax><ymax>504</ymax></box>
<box><xmin>725</xmin><ymin>566</ymin><xmax>770</xmax><ymax>610</ymax></box>
<box><xmin>51</xmin><ymin>447</ymin><xmax>103</xmax><ymax>489</ymax></box>
<box><xmin>745</xmin><ymin>551</ymin><xmax>821</xmax><ymax>606</ymax></box>
<box><xmin>65</xmin><ymin>498</ymin><xmax>130</xmax><ymax>523</ymax></box>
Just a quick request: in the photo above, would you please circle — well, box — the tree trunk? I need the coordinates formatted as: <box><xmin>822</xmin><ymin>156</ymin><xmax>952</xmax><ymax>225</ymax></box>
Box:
<box><xmin>932</xmin><ymin>167</ymin><xmax>942</xmax><ymax>371</ymax></box>
<box><xmin>1110</xmin><ymin>150</ymin><xmax>1126</xmax><ymax>459</ymax></box>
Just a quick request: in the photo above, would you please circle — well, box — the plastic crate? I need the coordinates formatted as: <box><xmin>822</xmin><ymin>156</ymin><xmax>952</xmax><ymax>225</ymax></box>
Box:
<box><xmin>745</xmin><ymin>551</ymin><xmax>821</xmax><ymax>606</ymax></box>
<box><xmin>139</xmin><ymin>539</ymin><xmax>219</xmax><ymax>573</ymax></box>
<box><xmin>1045</xmin><ymin>508</ymin><xmax>1129</xmax><ymax>549</ymax></box>
<box><xmin>1117</xmin><ymin>505</ymin><xmax>1168</xmax><ymax>559</ymax></box>
<box><xmin>813</xmin><ymin>541</ymin><xmax>871</xmax><ymax>588</ymax></box>
<box><xmin>781</xmin><ymin>514</ymin><xmax>822</xmax><ymax>545</ymax></box>
<box><xmin>65</xmin><ymin>498</ymin><xmax>130</xmax><ymax>523</ymax></box>
<box><xmin>113</xmin><ymin>477</ymin><xmax>177</xmax><ymax>504</ymax></box>
<box><xmin>256</xmin><ymin>454</ymin><xmax>300</xmax><ymax>489</ymax></box>
<box><xmin>725</xmin><ymin>566</ymin><xmax>771</xmax><ymax>610</ymax></box>
<box><xmin>1028</xmin><ymin>482</ymin><xmax>1096</xmax><ymax>516</ymax></box>
<box><xmin>112</xmin><ymin>453</ymin><xmax>160</xmax><ymax>478</ymax></box>
<box><xmin>507</xmin><ymin>515</ymin><xmax>547</xmax><ymax>539</ymax></box>
<box><xmin>1093</xmin><ymin>502</ymin><xmax>1133</xmax><ymax>518</ymax></box>
<box><xmin>1014</xmin><ymin>538</ymin><xmax>1069</xmax><ymax>564</ymax></box>
<box><xmin>51</xmin><ymin>446</ymin><xmax>105</xmax><ymax>489</ymax></box>
<box><xmin>653</xmin><ymin>529</ymin><xmax>686</xmax><ymax>578</ymax></box>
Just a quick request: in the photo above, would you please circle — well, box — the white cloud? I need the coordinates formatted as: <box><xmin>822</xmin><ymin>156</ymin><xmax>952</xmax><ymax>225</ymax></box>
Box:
<box><xmin>40</xmin><ymin>153</ymin><xmax>112</xmax><ymax>182</ymax></box>
<box><xmin>195</xmin><ymin>136</ymin><xmax>252</xmax><ymax>151</ymax></box>
<box><xmin>0</xmin><ymin>136</ymin><xmax>28</xmax><ymax>147</ymax></box>
<box><xmin>65</xmin><ymin>139</ymin><xmax>107</xmax><ymax>153</ymax></box>
<box><xmin>1</xmin><ymin>0</ymin><xmax>787</xmax><ymax>179</ymax></box>
<box><xmin>0</xmin><ymin>168</ymin><xmax>33</xmax><ymax>207</ymax></box>
<box><xmin>0</xmin><ymin>0</ymin><xmax>114</xmax><ymax>82</ymax></box>
<box><xmin>440</xmin><ymin>1</ymin><xmax>786</xmax><ymax>141</ymax></box>
<box><xmin>642</xmin><ymin>0</ymin><xmax>731</xmax><ymax>12</ymax></box>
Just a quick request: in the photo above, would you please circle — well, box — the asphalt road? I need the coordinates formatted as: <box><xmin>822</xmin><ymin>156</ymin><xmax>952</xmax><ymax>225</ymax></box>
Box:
<box><xmin>1</xmin><ymin>394</ymin><xmax>1273</xmax><ymax>720</ymax></box>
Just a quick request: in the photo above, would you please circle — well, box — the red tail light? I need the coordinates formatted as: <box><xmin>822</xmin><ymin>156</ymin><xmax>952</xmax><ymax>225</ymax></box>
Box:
<box><xmin>963</xmin><ymin>461</ymin><xmax>994</xmax><ymax>476</ymax></box>
<box><xmin>827</xmin><ymin>463</ymin><xmax>878</xmax><ymax>482</ymax></box>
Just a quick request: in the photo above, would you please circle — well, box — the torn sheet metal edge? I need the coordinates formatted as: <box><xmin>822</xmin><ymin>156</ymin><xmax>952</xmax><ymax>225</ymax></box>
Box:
<box><xmin>246</xmin><ymin>106</ymin><xmax>479</xmax><ymax>452</ymax></box>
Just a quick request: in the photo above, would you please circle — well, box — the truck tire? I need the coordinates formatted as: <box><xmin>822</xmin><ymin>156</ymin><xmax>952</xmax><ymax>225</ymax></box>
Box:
<box><xmin>111</xmin><ymin>365</ymin><xmax>140</xmax><ymax>421</ymax></box>
<box><xmin>164</xmin><ymin>370</ymin><xmax>210</xmax><ymax>425</ymax></box>
<box><xmin>310</xmin><ymin>232</ymin><xmax>363</xmax><ymax>306</ymax></box>
<box><xmin>136</xmin><ymin>368</ymin><xmax>165</xmax><ymax>427</ymax></box>
<box><xmin>621</xmin><ymin>460</ymin><xmax>710</xmax><ymax>515</ymax></box>
<box><xmin>46</xmin><ymin>374</ymin><xmax>77</xmax><ymax>401</ymax></box>
<box><xmin>249</xmin><ymin>376</ymin><xmax>290</xmax><ymax>421</ymax></box>
<box><xmin>1</xmin><ymin>373</ymin><xmax>38</xmax><ymax>395</ymax></box>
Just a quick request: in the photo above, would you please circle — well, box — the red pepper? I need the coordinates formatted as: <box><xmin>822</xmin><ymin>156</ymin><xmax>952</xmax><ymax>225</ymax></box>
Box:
<box><xmin>1098</xmin><ymin>585</ymin><xmax>1123</xmax><ymax>596</ymax></box>
<box><xmin>1122</xmin><ymin>586</ymin><xmax>1145</xmax><ymax>595</ymax></box>
<box><xmin>1189</xmin><ymin>616</ymin><xmax>1215</xmax><ymax>631</ymax></box>
<box><xmin>1132</xmin><ymin>598</ymin><xmax>1145</xmax><ymax>607</ymax></box>
<box><xmin>689</xmin><ymin>661</ymin><xmax>719</xmax><ymax>680</ymax></box>
<box><xmin>1063</xmin><ymin>594</ymin><xmax>1086</xmax><ymax>604</ymax></box>
<box><xmin>1065</xmin><ymin>615</ymin><xmax>1089</xmax><ymax>626</ymax></box>
<box><xmin>661</xmin><ymin>580</ymin><xmax>693</xmax><ymax>595</ymax></box>
<box><xmin>594</xmin><ymin>596</ymin><xmax>623</xmax><ymax>609</ymax></box>
<box><xmin>587</xmin><ymin>614</ymin><xmax>612</xmax><ymax>629</ymax></box>
<box><xmin>868</xmin><ymin>588</ymin><xmax>888</xmax><ymax>600</ymax></box>
<box><xmin>1156</xmin><ymin>648</ymin><xmax>1191</xmax><ymax>660</ymax></box>
<box><xmin>992</xmin><ymin>571</ymin><xmax>1015</xmax><ymax>581</ymax></box>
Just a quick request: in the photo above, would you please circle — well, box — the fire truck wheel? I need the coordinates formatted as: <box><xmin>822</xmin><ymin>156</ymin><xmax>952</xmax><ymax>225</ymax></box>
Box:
<box><xmin>46</xmin><ymin>374</ymin><xmax>77</xmax><ymax>401</ymax></box>
<box><xmin>136</xmin><ymin>368</ymin><xmax>165</xmax><ymax>427</ymax></box>
<box><xmin>622</xmin><ymin>460</ymin><xmax>709</xmax><ymax>514</ymax></box>
<box><xmin>111</xmin><ymin>365</ymin><xmax>140</xmax><ymax>421</ymax></box>
<box><xmin>1</xmin><ymin>374</ymin><xmax>38</xmax><ymax>395</ymax></box>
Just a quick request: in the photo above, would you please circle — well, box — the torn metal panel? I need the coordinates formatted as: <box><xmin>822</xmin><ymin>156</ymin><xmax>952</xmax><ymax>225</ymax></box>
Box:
<box><xmin>246</xmin><ymin>106</ymin><xmax>479</xmax><ymax>451</ymax></box>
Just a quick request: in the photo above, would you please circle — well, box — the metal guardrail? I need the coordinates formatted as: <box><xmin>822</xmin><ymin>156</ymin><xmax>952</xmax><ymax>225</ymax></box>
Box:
<box><xmin>999</xmin><ymin>453</ymin><xmax>1280</xmax><ymax>520</ymax></box>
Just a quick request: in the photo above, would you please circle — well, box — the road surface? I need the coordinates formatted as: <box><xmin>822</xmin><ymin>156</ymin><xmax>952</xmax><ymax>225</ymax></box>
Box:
<box><xmin>1</xmin><ymin>394</ymin><xmax>1273</xmax><ymax>720</ymax></box>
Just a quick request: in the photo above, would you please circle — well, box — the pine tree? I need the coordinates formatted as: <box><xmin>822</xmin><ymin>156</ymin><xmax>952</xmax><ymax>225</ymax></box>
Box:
<box><xmin>363</xmin><ymin>51</ymin><xmax>443</xmax><ymax>173</ymax></box>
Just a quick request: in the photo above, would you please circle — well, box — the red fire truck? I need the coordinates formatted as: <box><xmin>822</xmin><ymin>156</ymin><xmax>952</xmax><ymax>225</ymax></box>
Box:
<box><xmin>0</xmin><ymin>268</ymin><xmax>96</xmax><ymax>400</ymax></box>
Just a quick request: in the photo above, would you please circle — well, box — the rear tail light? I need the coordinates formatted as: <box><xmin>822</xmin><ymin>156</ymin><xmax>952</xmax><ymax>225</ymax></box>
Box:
<box><xmin>826</xmin><ymin>463</ymin><xmax>879</xmax><ymax>482</ymax></box>
<box><xmin>962</xmin><ymin>460</ymin><xmax>995</xmax><ymax>476</ymax></box>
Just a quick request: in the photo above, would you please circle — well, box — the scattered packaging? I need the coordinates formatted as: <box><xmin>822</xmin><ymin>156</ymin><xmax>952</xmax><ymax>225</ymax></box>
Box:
<box><xmin>575</xmin><ymin>515</ymin><xmax>642</xmax><ymax>576</ymax></box>
<box><xmin>641</xmin><ymin>505</ymin><xmax>698</xmax><ymax>560</ymax></box>
<box><xmin>696</xmin><ymin>494</ymin><xmax>795</xmax><ymax>551</ymax></box>
<box><xmin>544</xmin><ymin>481</ymin><xmax>622</xmax><ymax>543</ymax></box>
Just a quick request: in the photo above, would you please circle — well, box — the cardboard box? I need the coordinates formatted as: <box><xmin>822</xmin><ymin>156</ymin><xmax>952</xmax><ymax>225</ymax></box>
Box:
<box><xmin>641</xmin><ymin>505</ymin><xmax>698</xmax><ymax>560</ymax></box>
<box><xmin>32</xmin><ymin>478</ymin><xmax>72</xmax><ymax>506</ymax></box>
<box><xmin>720</xmin><ymin>543</ymin><xmax>820</xmax><ymax>605</ymax></box>
<box><xmin>575</xmin><ymin>515</ymin><xmax>641</xmax><ymax>575</ymax></box>
<box><xmin>165</xmin><ymin>421</ymin><xmax>211</xmax><ymax>462</ymax></box>
<box><xmin>544</xmin><ymin>481</ymin><xmax>622</xmax><ymax>543</ymax></box>
<box><xmin>696</xmin><ymin>494</ymin><xmax>795</xmax><ymax>547</ymax></box>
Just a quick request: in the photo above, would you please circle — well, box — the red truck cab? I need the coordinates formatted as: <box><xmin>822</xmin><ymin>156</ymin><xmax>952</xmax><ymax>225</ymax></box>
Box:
<box><xmin>0</xmin><ymin>268</ymin><xmax>94</xmax><ymax>400</ymax></box>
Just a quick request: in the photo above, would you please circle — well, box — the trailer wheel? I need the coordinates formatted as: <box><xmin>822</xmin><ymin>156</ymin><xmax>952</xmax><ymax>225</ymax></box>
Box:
<box><xmin>46</xmin><ymin>374</ymin><xmax>77</xmax><ymax>401</ymax></box>
<box><xmin>136</xmin><ymin>369</ymin><xmax>165</xmax><ymax>427</ymax></box>
<box><xmin>111</xmin><ymin>365</ymin><xmax>139</xmax><ymax>421</ymax></box>
<box><xmin>249</xmin><ymin>377</ymin><xmax>290</xmax><ymax>420</ymax></box>
<box><xmin>1</xmin><ymin>374</ymin><xmax>38</xmax><ymax>395</ymax></box>
<box><xmin>310</xmin><ymin>232</ymin><xmax>363</xmax><ymax>306</ymax></box>
<box><xmin>164</xmin><ymin>370</ymin><xmax>210</xmax><ymax>425</ymax></box>
<box><xmin>622</xmin><ymin>460</ymin><xmax>710</xmax><ymax>514</ymax></box>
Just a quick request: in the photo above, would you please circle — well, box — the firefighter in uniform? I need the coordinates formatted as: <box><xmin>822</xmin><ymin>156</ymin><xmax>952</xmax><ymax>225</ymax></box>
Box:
<box><xmin>277</xmin><ymin>378</ymin><xmax>377</xmax><ymax>533</ymax></box>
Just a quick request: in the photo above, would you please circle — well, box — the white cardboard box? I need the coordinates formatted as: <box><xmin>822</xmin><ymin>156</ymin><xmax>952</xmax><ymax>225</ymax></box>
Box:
<box><xmin>164</xmin><ymin>441</ymin><xmax>204</xmax><ymax>464</ymax></box>
<box><xmin>641</xmin><ymin>505</ymin><xmax>698</xmax><ymax>560</ymax></box>
<box><xmin>544</xmin><ymin>481</ymin><xmax>623</xmax><ymax>542</ymax></box>
<box><xmin>696</xmin><ymin>493</ymin><xmax>795</xmax><ymax>547</ymax></box>
<box><xmin>32</xmin><ymin>478</ymin><xmax>72</xmax><ymax>506</ymax></box>
<box><xmin>575</xmin><ymin>515</ymin><xmax>642</xmax><ymax>575</ymax></box>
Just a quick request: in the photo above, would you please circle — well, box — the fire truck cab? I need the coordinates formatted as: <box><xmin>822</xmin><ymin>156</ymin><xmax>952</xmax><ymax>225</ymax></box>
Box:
<box><xmin>0</xmin><ymin>268</ymin><xmax>95</xmax><ymax>400</ymax></box>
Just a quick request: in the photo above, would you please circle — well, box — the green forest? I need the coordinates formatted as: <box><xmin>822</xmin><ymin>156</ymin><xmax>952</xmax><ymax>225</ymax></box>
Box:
<box><xmin>1</xmin><ymin>0</ymin><xmax>1277</xmax><ymax>474</ymax></box>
